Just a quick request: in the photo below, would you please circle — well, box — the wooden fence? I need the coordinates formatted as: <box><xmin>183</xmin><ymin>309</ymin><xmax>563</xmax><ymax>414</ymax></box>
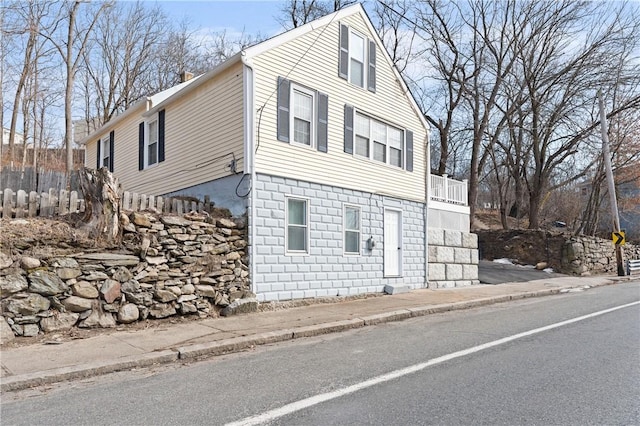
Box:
<box><xmin>0</xmin><ymin>166</ymin><xmax>81</xmax><ymax>193</ymax></box>
<box><xmin>0</xmin><ymin>188</ymin><xmax>215</xmax><ymax>219</ymax></box>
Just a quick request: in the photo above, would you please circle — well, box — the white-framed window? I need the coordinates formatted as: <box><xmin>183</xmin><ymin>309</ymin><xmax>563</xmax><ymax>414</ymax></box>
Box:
<box><xmin>146</xmin><ymin>118</ymin><xmax>158</xmax><ymax>167</ymax></box>
<box><xmin>100</xmin><ymin>136</ymin><xmax>111</xmax><ymax>168</ymax></box>
<box><xmin>291</xmin><ymin>84</ymin><xmax>316</xmax><ymax>147</ymax></box>
<box><xmin>349</xmin><ymin>31</ymin><xmax>365</xmax><ymax>87</ymax></box>
<box><xmin>344</xmin><ymin>205</ymin><xmax>361</xmax><ymax>255</ymax></box>
<box><xmin>354</xmin><ymin>112</ymin><xmax>403</xmax><ymax>168</ymax></box>
<box><xmin>286</xmin><ymin>196</ymin><xmax>309</xmax><ymax>254</ymax></box>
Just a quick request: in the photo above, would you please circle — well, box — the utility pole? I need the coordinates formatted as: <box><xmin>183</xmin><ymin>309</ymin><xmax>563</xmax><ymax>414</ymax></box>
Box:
<box><xmin>597</xmin><ymin>90</ymin><xmax>625</xmax><ymax>276</ymax></box>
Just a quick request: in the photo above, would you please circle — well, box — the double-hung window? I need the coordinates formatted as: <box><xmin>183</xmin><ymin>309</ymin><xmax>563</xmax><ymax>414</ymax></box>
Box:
<box><xmin>339</xmin><ymin>24</ymin><xmax>376</xmax><ymax>92</ymax></box>
<box><xmin>101</xmin><ymin>136</ymin><xmax>111</xmax><ymax>168</ymax></box>
<box><xmin>147</xmin><ymin>119</ymin><xmax>158</xmax><ymax>167</ymax></box>
<box><xmin>344</xmin><ymin>205</ymin><xmax>361</xmax><ymax>255</ymax></box>
<box><xmin>292</xmin><ymin>86</ymin><xmax>315</xmax><ymax>146</ymax></box>
<box><xmin>286</xmin><ymin>197</ymin><xmax>309</xmax><ymax>254</ymax></box>
<box><xmin>354</xmin><ymin>111</ymin><xmax>404</xmax><ymax>168</ymax></box>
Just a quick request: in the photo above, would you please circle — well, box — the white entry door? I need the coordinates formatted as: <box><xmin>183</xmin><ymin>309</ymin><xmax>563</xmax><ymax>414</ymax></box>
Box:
<box><xmin>384</xmin><ymin>209</ymin><xmax>402</xmax><ymax>277</ymax></box>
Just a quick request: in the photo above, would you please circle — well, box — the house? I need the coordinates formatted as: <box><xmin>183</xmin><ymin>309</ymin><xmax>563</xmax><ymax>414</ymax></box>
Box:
<box><xmin>81</xmin><ymin>4</ymin><xmax>478</xmax><ymax>301</ymax></box>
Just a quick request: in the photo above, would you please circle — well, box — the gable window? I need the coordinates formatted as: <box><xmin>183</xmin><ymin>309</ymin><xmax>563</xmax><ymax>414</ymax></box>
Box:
<box><xmin>138</xmin><ymin>109</ymin><xmax>165</xmax><ymax>170</ymax></box>
<box><xmin>96</xmin><ymin>130</ymin><xmax>114</xmax><ymax>172</ymax></box>
<box><xmin>349</xmin><ymin>32</ymin><xmax>365</xmax><ymax>87</ymax></box>
<box><xmin>286</xmin><ymin>197</ymin><xmax>309</xmax><ymax>254</ymax></box>
<box><xmin>344</xmin><ymin>205</ymin><xmax>361</xmax><ymax>255</ymax></box>
<box><xmin>339</xmin><ymin>24</ymin><xmax>376</xmax><ymax>92</ymax></box>
<box><xmin>277</xmin><ymin>77</ymin><xmax>328</xmax><ymax>153</ymax></box>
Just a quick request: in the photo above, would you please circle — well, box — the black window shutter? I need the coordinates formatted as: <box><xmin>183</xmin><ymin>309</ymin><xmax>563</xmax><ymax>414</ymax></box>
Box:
<box><xmin>405</xmin><ymin>130</ymin><xmax>414</xmax><ymax>172</ymax></box>
<box><xmin>317</xmin><ymin>92</ymin><xmax>328</xmax><ymax>153</ymax></box>
<box><xmin>367</xmin><ymin>40</ymin><xmax>376</xmax><ymax>93</ymax></box>
<box><xmin>138</xmin><ymin>122</ymin><xmax>145</xmax><ymax>171</ymax></box>
<box><xmin>108</xmin><ymin>130</ymin><xmax>115</xmax><ymax>172</ymax></box>
<box><xmin>339</xmin><ymin>24</ymin><xmax>349</xmax><ymax>80</ymax></box>
<box><xmin>344</xmin><ymin>105</ymin><xmax>354</xmax><ymax>154</ymax></box>
<box><xmin>158</xmin><ymin>109</ymin><xmax>165</xmax><ymax>163</ymax></box>
<box><xmin>96</xmin><ymin>139</ymin><xmax>101</xmax><ymax>169</ymax></box>
<box><xmin>277</xmin><ymin>77</ymin><xmax>290</xmax><ymax>142</ymax></box>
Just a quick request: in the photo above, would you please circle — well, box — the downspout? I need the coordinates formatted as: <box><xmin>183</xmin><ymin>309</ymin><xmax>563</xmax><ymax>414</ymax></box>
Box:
<box><xmin>241</xmin><ymin>52</ymin><xmax>258</xmax><ymax>296</ymax></box>
<box><xmin>424</xmin><ymin>127</ymin><xmax>431</xmax><ymax>288</ymax></box>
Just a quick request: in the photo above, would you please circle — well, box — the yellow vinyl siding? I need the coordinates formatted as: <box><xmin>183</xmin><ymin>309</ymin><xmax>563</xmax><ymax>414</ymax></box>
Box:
<box><xmin>88</xmin><ymin>63</ymin><xmax>244</xmax><ymax>196</ymax></box>
<box><xmin>252</xmin><ymin>13</ymin><xmax>427</xmax><ymax>202</ymax></box>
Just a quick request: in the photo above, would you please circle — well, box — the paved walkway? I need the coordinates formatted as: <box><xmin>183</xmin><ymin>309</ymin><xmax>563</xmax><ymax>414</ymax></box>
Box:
<box><xmin>0</xmin><ymin>275</ymin><xmax>629</xmax><ymax>392</ymax></box>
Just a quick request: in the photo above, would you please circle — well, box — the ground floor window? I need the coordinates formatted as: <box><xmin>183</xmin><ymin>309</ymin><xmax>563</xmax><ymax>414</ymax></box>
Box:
<box><xmin>286</xmin><ymin>197</ymin><xmax>309</xmax><ymax>254</ymax></box>
<box><xmin>344</xmin><ymin>205</ymin><xmax>361</xmax><ymax>255</ymax></box>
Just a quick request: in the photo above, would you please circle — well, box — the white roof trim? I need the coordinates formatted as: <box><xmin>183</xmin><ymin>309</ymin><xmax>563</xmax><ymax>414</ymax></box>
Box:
<box><xmin>78</xmin><ymin>101</ymin><xmax>145</xmax><ymax>145</ymax></box>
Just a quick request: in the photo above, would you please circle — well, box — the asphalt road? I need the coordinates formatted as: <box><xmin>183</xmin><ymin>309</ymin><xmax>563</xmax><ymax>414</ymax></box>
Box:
<box><xmin>2</xmin><ymin>281</ymin><xmax>638</xmax><ymax>426</ymax></box>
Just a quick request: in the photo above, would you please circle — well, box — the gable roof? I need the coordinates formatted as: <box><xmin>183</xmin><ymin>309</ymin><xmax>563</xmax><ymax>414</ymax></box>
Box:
<box><xmin>81</xmin><ymin>3</ymin><xmax>428</xmax><ymax>145</ymax></box>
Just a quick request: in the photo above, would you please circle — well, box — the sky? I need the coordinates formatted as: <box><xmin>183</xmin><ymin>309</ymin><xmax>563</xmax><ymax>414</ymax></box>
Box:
<box><xmin>156</xmin><ymin>0</ymin><xmax>288</xmax><ymax>37</ymax></box>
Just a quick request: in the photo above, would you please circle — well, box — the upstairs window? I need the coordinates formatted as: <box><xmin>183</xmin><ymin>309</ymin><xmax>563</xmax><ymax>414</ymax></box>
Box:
<box><xmin>138</xmin><ymin>109</ymin><xmax>165</xmax><ymax>170</ymax></box>
<box><xmin>343</xmin><ymin>105</ymin><xmax>414</xmax><ymax>172</ymax></box>
<box><xmin>147</xmin><ymin>119</ymin><xmax>158</xmax><ymax>166</ymax></box>
<box><xmin>339</xmin><ymin>24</ymin><xmax>376</xmax><ymax>92</ymax></box>
<box><xmin>277</xmin><ymin>77</ymin><xmax>328</xmax><ymax>153</ymax></box>
<box><xmin>96</xmin><ymin>130</ymin><xmax>114</xmax><ymax>172</ymax></box>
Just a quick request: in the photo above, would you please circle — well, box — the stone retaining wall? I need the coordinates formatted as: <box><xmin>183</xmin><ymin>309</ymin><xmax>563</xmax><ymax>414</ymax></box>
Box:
<box><xmin>0</xmin><ymin>212</ymin><xmax>252</xmax><ymax>340</ymax></box>
<box><xmin>476</xmin><ymin>229</ymin><xmax>640</xmax><ymax>275</ymax></box>
<box><xmin>428</xmin><ymin>229</ymin><xmax>480</xmax><ymax>288</ymax></box>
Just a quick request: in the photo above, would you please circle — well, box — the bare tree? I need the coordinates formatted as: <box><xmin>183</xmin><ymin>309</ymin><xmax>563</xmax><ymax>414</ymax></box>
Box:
<box><xmin>277</xmin><ymin>0</ymin><xmax>356</xmax><ymax>29</ymax></box>
<box><xmin>39</xmin><ymin>0</ymin><xmax>110</xmax><ymax>174</ymax></box>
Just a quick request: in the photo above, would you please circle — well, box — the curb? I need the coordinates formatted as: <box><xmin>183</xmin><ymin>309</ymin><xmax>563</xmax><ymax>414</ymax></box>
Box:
<box><xmin>0</xmin><ymin>279</ymin><xmax>619</xmax><ymax>392</ymax></box>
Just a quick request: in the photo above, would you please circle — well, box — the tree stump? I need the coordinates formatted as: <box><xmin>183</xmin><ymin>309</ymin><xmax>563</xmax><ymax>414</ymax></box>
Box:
<box><xmin>79</xmin><ymin>167</ymin><xmax>121</xmax><ymax>243</ymax></box>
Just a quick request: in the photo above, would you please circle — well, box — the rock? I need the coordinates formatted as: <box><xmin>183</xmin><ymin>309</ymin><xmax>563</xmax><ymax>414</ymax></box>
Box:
<box><xmin>56</xmin><ymin>267</ymin><xmax>82</xmax><ymax>280</ymax></box>
<box><xmin>131</xmin><ymin>212</ymin><xmax>152</xmax><ymax>228</ymax></box>
<box><xmin>22</xmin><ymin>323</ymin><xmax>40</xmax><ymax>337</ymax></box>
<box><xmin>167</xmin><ymin>286</ymin><xmax>182</xmax><ymax>296</ymax></box>
<box><xmin>28</xmin><ymin>270</ymin><xmax>68</xmax><ymax>296</ymax></box>
<box><xmin>51</xmin><ymin>258</ymin><xmax>79</xmax><ymax>268</ymax></box>
<box><xmin>535</xmin><ymin>262</ymin><xmax>548</xmax><ymax>270</ymax></box>
<box><xmin>75</xmin><ymin>253</ymin><xmax>140</xmax><ymax>267</ymax></box>
<box><xmin>83</xmin><ymin>271</ymin><xmax>109</xmax><ymax>281</ymax></box>
<box><xmin>112</xmin><ymin>266</ymin><xmax>133</xmax><ymax>282</ymax></box>
<box><xmin>146</xmin><ymin>256</ymin><xmax>167</xmax><ymax>265</ymax></box>
<box><xmin>0</xmin><ymin>274</ymin><xmax>28</xmax><ymax>298</ymax></box>
<box><xmin>209</xmin><ymin>243</ymin><xmax>230</xmax><ymax>255</ymax></box>
<box><xmin>226</xmin><ymin>252</ymin><xmax>241</xmax><ymax>262</ymax></box>
<box><xmin>177</xmin><ymin>294</ymin><xmax>197</xmax><ymax>303</ymax></box>
<box><xmin>154</xmin><ymin>289</ymin><xmax>178</xmax><ymax>303</ymax></box>
<box><xmin>160</xmin><ymin>216</ymin><xmax>192</xmax><ymax>227</ymax></box>
<box><xmin>62</xmin><ymin>296</ymin><xmax>94</xmax><ymax>312</ymax></box>
<box><xmin>121</xmin><ymin>280</ymin><xmax>141</xmax><ymax>293</ymax></box>
<box><xmin>195</xmin><ymin>284</ymin><xmax>216</xmax><ymax>298</ymax></box>
<box><xmin>124</xmin><ymin>291</ymin><xmax>153</xmax><ymax>306</ymax></box>
<box><xmin>40</xmin><ymin>312</ymin><xmax>80</xmax><ymax>332</ymax></box>
<box><xmin>5</xmin><ymin>293</ymin><xmax>50</xmax><ymax>315</ymax></box>
<box><xmin>100</xmin><ymin>279</ymin><xmax>122</xmax><ymax>304</ymax></box>
<box><xmin>220</xmin><ymin>298</ymin><xmax>259</xmax><ymax>317</ymax></box>
<box><xmin>0</xmin><ymin>316</ymin><xmax>16</xmax><ymax>343</ymax></box>
<box><xmin>78</xmin><ymin>302</ymin><xmax>116</xmax><ymax>328</ymax></box>
<box><xmin>178</xmin><ymin>302</ymin><xmax>198</xmax><ymax>314</ymax></box>
<box><xmin>149</xmin><ymin>303</ymin><xmax>176</xmax><ymax>319</ymax></box>
<box><xmin>0</xmin><ymin>252</ymin><xmax>13</xmax><ymax>269</ymax></box>
<box><xmin>216</xmin><ymin>218</ymin><xmax>237</xmax><ymax>229</ymax></box>
<box><xmin>72</xmin><ymin>281</ymin><xmax>99</xmax><ymax>299</ymax></box>
<box><xmin>182</xmin><ymin>283</ymin><xmax>195</xmax><ymax>295</ymax></box>
<box><xmin>20</xmin><ymin>256</ymin><xmax>41</xmax><ymax>269</ymax></box>
<box><xmin>117</xmin><ymin>304</ymin><xmax>139</xmax><ymax>323</ymax></box>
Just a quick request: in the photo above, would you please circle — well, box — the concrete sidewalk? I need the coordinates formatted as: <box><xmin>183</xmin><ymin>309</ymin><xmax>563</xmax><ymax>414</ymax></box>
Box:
<box><xmin>0</xmin><ymin>275</ymin><xmax>627</xmax><ymax>392</ymax></box>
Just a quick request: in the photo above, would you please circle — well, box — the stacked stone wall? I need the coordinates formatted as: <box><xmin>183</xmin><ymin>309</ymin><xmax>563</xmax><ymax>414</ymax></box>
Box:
<box><xmin>476</xmin><ymin>229</ymin><xmax>640</xmax><ymax>275</ymax></box>
<box><xmin>0</xmin><ymin>212</ymin><xmax>251</xmax><ymax>339</ymax></box>
<box><xmin>428</xmin><ymin>229</ymin><xmax>480</xmax><ymax>288</ymax></box>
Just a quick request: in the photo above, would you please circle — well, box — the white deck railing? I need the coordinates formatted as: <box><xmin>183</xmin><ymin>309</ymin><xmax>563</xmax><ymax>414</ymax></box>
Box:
<box><xmin>430</xmin><ymin>174</ymin><xmax>468</xmax><ymax>205</ymax></box>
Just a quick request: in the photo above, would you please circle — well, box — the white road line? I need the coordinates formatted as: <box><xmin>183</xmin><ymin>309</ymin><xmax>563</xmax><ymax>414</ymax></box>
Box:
<box><xmin>226</xmin><ymin>301</ymin><xmax>640</xmax><ymax>426</ymax></box>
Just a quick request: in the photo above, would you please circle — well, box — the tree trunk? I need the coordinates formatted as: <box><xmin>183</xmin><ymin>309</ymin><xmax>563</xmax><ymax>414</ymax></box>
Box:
<box><xmin>78</xmin><ymin>167</ymin><xmax>121</xmax><ymax>243</ymax></box>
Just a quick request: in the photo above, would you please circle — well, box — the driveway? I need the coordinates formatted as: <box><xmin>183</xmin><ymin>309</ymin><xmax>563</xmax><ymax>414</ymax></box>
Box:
<box><xmin>478</xmin><ymin>260</ymin><xmax>567</xmax><ymax>284</ymax></box>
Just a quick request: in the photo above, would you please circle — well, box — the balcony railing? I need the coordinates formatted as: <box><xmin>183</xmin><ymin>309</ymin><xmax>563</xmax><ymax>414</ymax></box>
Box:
<box><xmin>430</xmin><ymin>174</ymin><xmax>468</xmax><ymax>206</ymax></box>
